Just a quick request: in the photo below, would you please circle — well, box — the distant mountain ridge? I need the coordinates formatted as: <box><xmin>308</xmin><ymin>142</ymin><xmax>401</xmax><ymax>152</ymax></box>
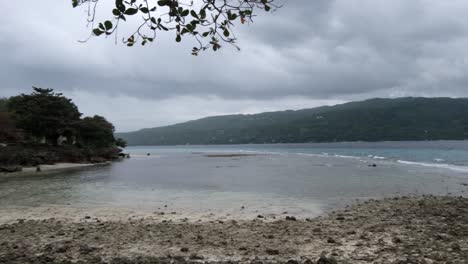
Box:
<box><xmin>116</xmin><ymin>97</ymin><xmax>468</xmax><ymax>146</ymax></box>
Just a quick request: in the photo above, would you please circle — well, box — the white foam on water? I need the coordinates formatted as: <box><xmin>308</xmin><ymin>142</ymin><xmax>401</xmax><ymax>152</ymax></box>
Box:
<box><xmin>397</xmin><ymin>160</ymin><xmax>468</xmax><ymax>173</ymax></box>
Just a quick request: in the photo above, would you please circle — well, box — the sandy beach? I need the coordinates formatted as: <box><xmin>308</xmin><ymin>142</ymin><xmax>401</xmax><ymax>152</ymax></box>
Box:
<box><xmin>0</xmin><ymin>162</ymin><xmax>111</xmax><ymax>176</ymax></box>
<box><xmin>0</xmin><ymin>196</ymin><xmax>466</xmax><ymax>264</ymax></box>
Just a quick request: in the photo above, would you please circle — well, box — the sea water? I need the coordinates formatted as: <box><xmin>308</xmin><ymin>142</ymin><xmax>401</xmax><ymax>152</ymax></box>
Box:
<box><xmin>0</xmin><ymin>141</ymin><xmax>467</xmax><ymax>218</ymax></box>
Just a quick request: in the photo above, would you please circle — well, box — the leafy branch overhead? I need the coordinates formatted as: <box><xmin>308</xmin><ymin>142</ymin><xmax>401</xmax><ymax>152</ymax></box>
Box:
<box><xmin>73</xmin><ymin>0</ymin><xmax>280</xmax><ymax>55</ymax></box>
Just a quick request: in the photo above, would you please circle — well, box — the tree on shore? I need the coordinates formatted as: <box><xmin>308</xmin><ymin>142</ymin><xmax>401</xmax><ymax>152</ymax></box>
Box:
<box><xmin>0</xmin><ymin>98</ymin><xmax>8</xmax><ymax>112</ymax></box>
<box><xmin>115</xmin><ymin>138</ymin><xmax>128</xmax><ymax>148</ymax></box>
<box><xmin>8</xmin><ymin>88</ymin><xmax>82</xmax><ymax>143</ymax></box>
<box><xmin>73</xmin><ymin>0</ymin><xmax>280</xmax><ymax>55</ymax></box>
<box><xmin>78</xmin><ymin>115</ymin><xmax>117</xmax><ymax>148</ymax></box>
<box><xmin>0</xmin><ymin>112</ymin><xmax>21</xmax><ymax>143</ymax></box>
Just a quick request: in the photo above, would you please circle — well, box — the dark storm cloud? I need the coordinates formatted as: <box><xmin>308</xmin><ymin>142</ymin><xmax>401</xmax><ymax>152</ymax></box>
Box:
<box><xmin>2</xmin><ymin>0</ymin><xmax>468</xmax><ymax>130</ymax></box>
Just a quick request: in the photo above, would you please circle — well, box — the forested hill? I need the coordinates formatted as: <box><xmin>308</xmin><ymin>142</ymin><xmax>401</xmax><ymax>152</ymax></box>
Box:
<box><xmin>116</xmin><ymin>97</ymin><xmax>468</xmax><ymax>146</ymax></box>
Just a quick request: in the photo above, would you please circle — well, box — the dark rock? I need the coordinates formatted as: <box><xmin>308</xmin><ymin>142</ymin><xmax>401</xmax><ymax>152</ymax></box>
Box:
<box><xmin>327</xmin><ymin>237</ymin><xmax>336</xmax><ymax>243</ymax></box>
<box><xmin>189</xmin><ymin>253</ymin><xmax>204</xmax><ymax>260</ymax></box>
<box><xmin>79</xmin><ymin>244</ymin><xmax>96</xmax><ymax>254</ymax></box>
<box><xmin>239</xmin><ymin>247</ymin><xmax>248</xmax><ymax>251</ymax></box>
<box><xmin>55</xmin><ymin>245</ymin><xmax>69</xmax><ymax>253</ymax></box>
<box><xmin>180</xmin><ymin>247</ymin><xmax>189</xmax><ymax>252</ymax></box>
<box><xmin>451</xmin><ymin>243</ymin><xmax>461</xmax><ymax>251</ymax></box>
<box><xmin>286</xmin><ymin>216</ymin><xmax>297</xmax><ymax>221</ymax></box>
<box><xmin>287</xmin><ymin>260</ymin><xmax>299</xmax><ymax>264</ymax></box>
<box><xmin>0</xmin><ymin>166</ymin><xmax>22</xmax><ymax>173</ymax></box>
<box><xmin>317</xmin><ymin>255</ymin><xmax>337</xmax><ymax>264</ymax></box>
<box><xmin>265</xmin><ymin>249</ymin><xmax>280</xmax><ymax>255</ymax></box>
<box><xmin>257</xmin><ymin>215</ymin><xmax>264</xmax><ymax>219</ymax></box>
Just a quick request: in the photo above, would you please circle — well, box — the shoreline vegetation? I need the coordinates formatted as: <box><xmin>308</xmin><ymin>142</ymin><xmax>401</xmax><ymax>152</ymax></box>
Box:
<box><xmin>0</xmin><ymin>196</ymin><xmax>466</xmax><ymax>263</ymax></box>
<box><xmin>0</xmin><ymin>88</ymin><xmax>127</xmax><ymax>173</ymax></box>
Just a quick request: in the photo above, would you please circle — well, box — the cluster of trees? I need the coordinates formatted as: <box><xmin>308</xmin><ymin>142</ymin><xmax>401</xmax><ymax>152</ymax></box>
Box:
<box><xmin>117</xmin><ymin>97</ymin><xmax>468</xmax><ymax>145</ymax></box>
<box><xmin>0</xmin><ymin>88</ymin><xmax>126</xmax><ymax>148</ymax></box>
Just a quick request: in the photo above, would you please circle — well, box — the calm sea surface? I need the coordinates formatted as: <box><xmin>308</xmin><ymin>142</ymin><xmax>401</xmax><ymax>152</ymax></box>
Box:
<box><xmin>1</xmin><ymin>141</ymin><xmax>468</xmax><ymax>218</ymax></box>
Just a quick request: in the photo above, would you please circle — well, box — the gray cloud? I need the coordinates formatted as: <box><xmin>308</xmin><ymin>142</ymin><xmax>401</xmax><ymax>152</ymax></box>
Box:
<box><xmin>2</xmin><ymin>0</ymin><xmax>468</xmax><ymax>131</ymax></box>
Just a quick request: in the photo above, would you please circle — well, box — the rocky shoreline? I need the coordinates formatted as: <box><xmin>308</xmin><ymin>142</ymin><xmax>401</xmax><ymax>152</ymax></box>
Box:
<box><xmin>0</xmin><ymin>196</ymin><xmax>467</xmax><ymax>263</ymax></box>
<box><xmin>0</xmin><ymin>144</ymin><xmax>122</xmax><ymax>173</ymax></box>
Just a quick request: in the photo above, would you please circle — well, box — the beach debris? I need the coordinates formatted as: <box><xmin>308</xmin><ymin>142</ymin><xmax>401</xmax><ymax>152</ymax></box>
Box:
<box><xmin>257</xmin><ymin>215</ymin><xmax>264</xmax><ymax>219</ymax></box>
<box><xmin>285</xmin><ymin>216</ymin><xmax>297</xmax><ymax>221</ymax></box>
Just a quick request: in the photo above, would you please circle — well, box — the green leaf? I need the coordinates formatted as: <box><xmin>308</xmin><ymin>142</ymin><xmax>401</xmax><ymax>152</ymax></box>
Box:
<box><xmin>157</xmin><ymin>0</ymin><xmax>171</xmax><ymax>6</ymax></box>
<box><xmin>72</xmin><ymin>0</ymin><xmax>78</xmax><ymax>8</ymax></box>
<box><xmin>98</xmin><ymin>23</ymin><xmax>105</xmax><ymax>30</ymax></box>
<box><xmin>229</xmin><ymin>13</ymin><xmax>238</xmax><ymax>20</ymax></box>
<box><xmin>223</xmin><ymin>29</ymin><xmax>230</xmax><ymax>37</ymax></box>
<box><xmin>265</xmin><ymin>5</ymin><xmax>271</xmax><ymax>12</ymax></box>
<box><xmin>112</xmin><ymin>9</ymin><xmax>121</xmax><ymax>16</ymax></box>
<box><xmin>125</xmin><ymin>8</ymin><xmax>138</xmax><ymax>15</ymax></box>
<box><xmin>176</xmin><ymin>35</ymin><xmax>181</xmax><ymax>42</ymax></box>
<box><xmin>140</xmin><ymin>7</ymin><xmax>149</xmax><ymax>13</ymax></box>
<box><xmin>104</xmin><ymin>21</ymin><xmax>113</xmax><ymax>30</ymax></box>
<box><xmin>191</xmin><ymin>10</ymin><xmax>199</xmax><ymax>19</ymax></box>
<box><xmin>200</xmin><ymin>9</ymin><xmax>206</xmax><ymax>19</ymax></box>
<box><xmin>116</xmin><ymin>0</ymin><xmax>126</xmax><ymax>12</ymax></box>
<box><xmin>93</xmin><ymin>28</ymin><xmax>103</xmax><ymax>36</ymax></box>
<box><xmin>181</xmin><ymin>9</ymin><xmax>189</xmax><ymax>17</ymax></box>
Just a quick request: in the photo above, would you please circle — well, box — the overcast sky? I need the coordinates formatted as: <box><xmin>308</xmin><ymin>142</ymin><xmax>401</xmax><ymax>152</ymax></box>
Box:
<box><xmin>2</xmin><ymin>1</ymin><xmax>468</xmax><ymax>132</ymax></box>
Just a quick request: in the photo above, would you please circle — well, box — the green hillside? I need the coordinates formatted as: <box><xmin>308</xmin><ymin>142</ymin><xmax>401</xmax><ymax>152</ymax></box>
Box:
<box><xmin>116</xmin><ymin>97</ymin><xmax>468</xmax><ymax>146</ymax></box>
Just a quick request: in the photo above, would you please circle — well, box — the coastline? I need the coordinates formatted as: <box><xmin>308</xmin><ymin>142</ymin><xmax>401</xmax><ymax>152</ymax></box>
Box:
<box><xmin>0</xmin><ymin>162</ymin><xmax>111</xmax><ymax>177</ymax></box>
<box><xmin>0</xmin><ymin>196</ymin><xmax>466</xmax><ymax>263</ymax></box>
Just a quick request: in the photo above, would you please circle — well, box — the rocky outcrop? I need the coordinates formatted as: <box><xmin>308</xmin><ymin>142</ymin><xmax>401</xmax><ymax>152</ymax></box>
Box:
<box><xmin>0</xmin><ymin>144</ymin><xmax>122</xmax><ymax>170</ymax></box>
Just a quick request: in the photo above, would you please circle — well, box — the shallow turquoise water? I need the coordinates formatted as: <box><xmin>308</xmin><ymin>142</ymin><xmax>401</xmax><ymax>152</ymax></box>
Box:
<box><xmin>0</xmin><ymin>141</ymin><xmax>467</xmax><ymax>218</ymax></box>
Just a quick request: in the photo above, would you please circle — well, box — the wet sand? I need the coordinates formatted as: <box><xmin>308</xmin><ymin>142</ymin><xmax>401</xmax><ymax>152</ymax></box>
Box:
<box><xmin>0</xmin><ymin>196</ymin><xmax>467</xmax><ymax>263</ymax></box>
<box><xmin>1</xmin><ymin>162</ymin><xmax>110</xmax><ymax>176</ymax></box>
